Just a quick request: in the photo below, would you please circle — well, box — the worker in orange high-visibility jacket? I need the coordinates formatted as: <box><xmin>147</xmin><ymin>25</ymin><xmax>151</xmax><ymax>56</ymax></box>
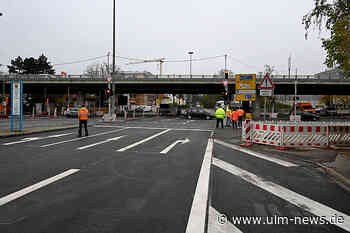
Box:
<box><xmin>225</xmin><ymin>106</ymin><xmax>232</xmax><ymax>127</ymax></box>
<box><xmin>78</xmin><ymin>104</ymin><xmax>89</xmax><ymax>137</ymax></box>
<box><xmin>231</xmin><ymin>108</ymin><xmax>239</xmax><ymax>129</ymax></box>
<box><xmin>237</xmin><ymin>108</ymin><xmax>245</xmax><ymax>128</ymax></box>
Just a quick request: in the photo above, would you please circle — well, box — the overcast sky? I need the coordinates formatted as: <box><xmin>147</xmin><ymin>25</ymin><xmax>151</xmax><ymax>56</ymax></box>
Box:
<box><xmin>1</xmin><ymin>0</ymin><xmax>328</xmax><ymax>75</ymax></box>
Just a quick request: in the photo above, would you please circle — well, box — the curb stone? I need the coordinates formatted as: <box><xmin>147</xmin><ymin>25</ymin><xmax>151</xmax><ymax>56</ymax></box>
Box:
<box><xmin>0</xmin><ymin>125</ymin><xmax>84</xmax><ymax>138</ymax></box>
<box><xmin>317</xmin><ymin>162</ymin><xmax>350</xmax><ymax>193</ymax></box>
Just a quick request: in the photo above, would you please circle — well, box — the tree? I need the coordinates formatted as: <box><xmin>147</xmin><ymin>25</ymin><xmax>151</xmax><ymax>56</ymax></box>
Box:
<box><xmin>7</xmin><ymin>54</ymin><xmax>55</xmax><ymax>74</ymax></box>
<box><xmin>303</xmin><ymin>0</ymin><xmax>350</xmax><ymax>75</ymax></box>
<box><xmin>264</xmin><ymin>64</ymin><xmax>275</xmax><ymax>75</ymax></box>
<box><xmin>84</xmin><ymin>62</ymin><xmax>121</xmax><ymax>76</ymax></box>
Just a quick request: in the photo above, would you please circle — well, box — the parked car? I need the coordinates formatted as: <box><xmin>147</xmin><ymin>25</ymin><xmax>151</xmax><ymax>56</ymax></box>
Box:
<box><xmin>325</xmin><ymin>106</ymin><xmax>337</xmax><ymax>116</ymax></box>
<box><xmin>64</xmin><ymin>107</ymin><xmax>80</xmax><ymax>118</ymax></box>
<box><xmin>186</xmin><ymin>107</ymin><xmax>214</xmax><ymax>120</ymax></box>
<box><xmin>290</xmin><ymin>110</ymin><xmax>320</xmax><ymax>121</ymax></box>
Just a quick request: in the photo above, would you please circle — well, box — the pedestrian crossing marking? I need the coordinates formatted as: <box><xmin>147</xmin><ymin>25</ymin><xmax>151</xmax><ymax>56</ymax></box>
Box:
<box><xmin>213</xmin><ymin>157</ymin><xmax>350</xmax><ymax>232</ymax></box>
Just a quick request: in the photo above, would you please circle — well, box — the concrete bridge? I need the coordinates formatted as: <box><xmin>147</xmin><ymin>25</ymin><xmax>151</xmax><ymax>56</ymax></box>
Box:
<box><xmin>1</xmin><ymin>73</ymin><xmax>350</xmax><ymax>95</ymax></box>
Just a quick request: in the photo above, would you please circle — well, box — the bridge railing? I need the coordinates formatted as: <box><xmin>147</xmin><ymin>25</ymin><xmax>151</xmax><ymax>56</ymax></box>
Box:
<box><xmin>1</xmin><ymin>73</ymin><xmax>349</xmax><ymax>81</ymax></box>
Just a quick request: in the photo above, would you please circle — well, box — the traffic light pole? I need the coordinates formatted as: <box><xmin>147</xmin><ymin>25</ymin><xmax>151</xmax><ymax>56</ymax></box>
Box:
<box><xmin>108</xmin><ymin>82</ymin><xmax>111</xmax><ymax>120</ymax></box>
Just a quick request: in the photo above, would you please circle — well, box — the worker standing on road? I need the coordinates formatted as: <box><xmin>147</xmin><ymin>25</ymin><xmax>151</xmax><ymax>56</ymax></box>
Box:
<box><xmin>231</xmin><ymin>108</ymin><xmax>239</xmax><ymax>129</ymax></box>
<box><xmin>237</xmin><ymin>107</ymin><xmax>245</xmax><ymax>128</ymax></box>
<box><xmin>78</xmin><ymin>104</ymin><xmax>89</xmax><ymax>137</ymax></box>
<box><xmin>215</xmin><ymin>105</ymin><xmax>225</xmax><ymax>128</ymax></box>
<box><xmin>225</xmin><ymin>106</ymin><xmax>232</xmax><ymax>128</ymax></box>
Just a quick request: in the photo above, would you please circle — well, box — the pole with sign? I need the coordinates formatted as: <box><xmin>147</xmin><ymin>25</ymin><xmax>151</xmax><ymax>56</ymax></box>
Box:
<box><xmin>10</xmin><ymin>80</ymin><xmax>23</xmax><ymax>132</ymax></box>
<box><xmin>258</xmin><ymin>73</ymin><xmax>274</xmax><ymax>121</ymax></box>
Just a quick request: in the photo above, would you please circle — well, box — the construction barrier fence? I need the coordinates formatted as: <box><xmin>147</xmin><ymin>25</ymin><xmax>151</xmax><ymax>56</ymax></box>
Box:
<box><xmin>242</xmin><ymin>120</ymin><xmax>350</xmax><ymax>149</ymax></box>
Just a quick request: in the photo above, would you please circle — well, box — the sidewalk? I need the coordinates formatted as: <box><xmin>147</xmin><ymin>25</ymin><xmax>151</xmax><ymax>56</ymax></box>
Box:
<box><xmin>0</xmin><ymin>118</ymin><xmax>95</xmax><ymax>138</ymax></box>
<box><xmin>213</xmin><ymin>126</ymin><xmax>350</xmax><ymax>192</ymax></box>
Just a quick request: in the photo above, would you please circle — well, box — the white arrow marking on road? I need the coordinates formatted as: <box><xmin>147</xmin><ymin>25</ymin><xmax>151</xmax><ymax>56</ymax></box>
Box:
<box><xmin>160</xmin><ymin>138</ymin><xmax>190</xmax><ymax>154</ymax></box>
<box><xmin>2</xmin><ymin>133</ymin><xmax>73</xmax><ymax>146</ymax></box>
<box><xmin>77</xmin><ymin>135</ymin><xmax>125</xmax><ymax>150</ymax></box>
<box><xmin>213</xmin><ymin>157</ymin><xmax>350</xmax><ymax>232</ymax></box>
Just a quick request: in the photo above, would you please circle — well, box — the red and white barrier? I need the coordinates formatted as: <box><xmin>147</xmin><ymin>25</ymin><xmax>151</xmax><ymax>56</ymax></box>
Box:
<box><xmin>242</xmin><ymin>120</ymin><xmax>350</xmax><ymax>149</ymax></box>
<box><xmin>241</xmin><ymin>119</ymin><xmax>253</xmax><ymax>146</ymax></box>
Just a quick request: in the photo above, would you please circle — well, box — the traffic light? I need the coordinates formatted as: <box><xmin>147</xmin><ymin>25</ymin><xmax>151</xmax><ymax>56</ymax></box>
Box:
<box><xmin>105</xmin><ymin>88</ymin><xmax>113</xmax><ymax>97</ymax></box>
<box><xmin>224</xmin><ymin>71</ymin><xmax>228</xmax><ymax>80</ymax></box>
<box><xmin>46</xmin><ymin>97</ymin><xmax>49</xmax><ymax>105</ymax></box>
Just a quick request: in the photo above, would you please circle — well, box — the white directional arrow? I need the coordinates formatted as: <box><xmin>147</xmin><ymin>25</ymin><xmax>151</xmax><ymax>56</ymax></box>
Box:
<box><xmin>160</xmin><ymin>138</ymin><xmax>190</xmax><ymax>154</ymax></box>
<box><xmin>2</xmin><ymin>133</ymin><xmax>73</xmax><ymax>146</ymax></box>
<box><xmin>77</xmin><ymin>135</ymin><xmax>125</xmax><ymax>150</ymax></box>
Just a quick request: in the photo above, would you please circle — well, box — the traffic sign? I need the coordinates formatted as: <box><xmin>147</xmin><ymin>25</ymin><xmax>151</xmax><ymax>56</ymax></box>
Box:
<box><xmin>235</xmin><ymin>94</ymin><xmax>256</xmax><ymax>101</ymax></box>
<box><xmin>235</xmin><ymin>74</ymin><xmax>256</xmax><ymax>90</ymax></box>
<box><xmin>236</xmin><ymin>90</ymin><xmax>256</xmax><ymax>94</ymax></box>
<box><xmin>260</xmin><ymin>89</ymin><xmax>273</xmax><ymax>96</ymax></box>
<box><xmin>258</xmin><ymin>73</ymin><xmax>274</xmax><ymax>89</ymax></box>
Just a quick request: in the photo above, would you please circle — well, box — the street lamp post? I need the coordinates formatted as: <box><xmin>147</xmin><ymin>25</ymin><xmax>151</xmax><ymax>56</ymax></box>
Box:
<box><xmin>188</xmin><ymin>51</ymin><xmax>193</xmax><ymax>78</ymax></box>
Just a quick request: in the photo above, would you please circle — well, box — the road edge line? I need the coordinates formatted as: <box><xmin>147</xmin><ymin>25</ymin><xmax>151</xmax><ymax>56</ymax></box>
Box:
<box><xmin>185</xmin><ymin>136</ymin><xmax>213</xmax><ymax>233</ymax></box>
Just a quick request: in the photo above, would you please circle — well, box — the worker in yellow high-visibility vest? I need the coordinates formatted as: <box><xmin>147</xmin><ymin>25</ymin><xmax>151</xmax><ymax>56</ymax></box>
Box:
<box><xmin>215</xmin><ymin>105</ymin><xmax>225</xmax><ymax>128</ymax></box>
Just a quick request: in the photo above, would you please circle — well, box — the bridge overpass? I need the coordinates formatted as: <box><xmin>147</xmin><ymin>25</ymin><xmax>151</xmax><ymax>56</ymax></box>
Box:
<box><xmin>1</xmin><ymin>73</ymin><xmax>350</xmax><ymax>95</ymax></box>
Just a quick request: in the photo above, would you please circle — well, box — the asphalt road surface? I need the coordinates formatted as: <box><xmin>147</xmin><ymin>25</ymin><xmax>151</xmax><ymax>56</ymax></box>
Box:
<box><xmin>0</xmin><ymin>117</ymin><xmax>213</xmax><ymax>233</ymax></box>
<box><xmin>0</xmin><ymin>117</ymin><xmax>349</xmax><ymax>233</ymax></box>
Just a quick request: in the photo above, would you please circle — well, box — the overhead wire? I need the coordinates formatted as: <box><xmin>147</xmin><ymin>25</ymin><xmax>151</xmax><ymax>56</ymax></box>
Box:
<box><xmin>53</xmin><ymin>55</ymin><xmax>107</xmax><ymax>66</ymax></box>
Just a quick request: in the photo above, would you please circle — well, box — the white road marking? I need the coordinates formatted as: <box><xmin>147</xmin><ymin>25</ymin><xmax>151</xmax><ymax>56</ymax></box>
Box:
<box><xmin>94</xmin><ymin>125</ymin><xmax>212</xmax><ymax>132</ymax></box>
<box><xmin>0</xmin><ymin>169</ymin><xmax>80</xmax><ymax>207</ymax></box>
<box><xmin>40</xmin><ymin>128</ymin><xmax>127</xmax><ymax>148</ymax></box>
<box><xmin>185</xmin><ymin>138</ymin><xmax>213</xmax><ymax>233</ymax></box>
<box><xmin>214</xmin><ymin>139</ymin><xmax>297</xmax><ymax>167</ymax></box>
<box><xmin>208</xmin><ymin>206</ymin><xmax>243</xmax><ymax>233</ymax></box>
<box><xmin>117</xmin><ymin>129</ymin><xmax>171</xmax><ymax>152</ymax></box>
<box><xmin>2</xmin><ymin>133</ymin><xmax>73</xmax><ymax>146</ymax></box>
<box><xmin>77</xmin><ymin>135</ymin><xmax>125</xmax><ymax>150</ymax></box>
<box><xmin>213</xmin><ymin>157</ymin><xmax>350</xmax><ymax>232</ymax></box>
<box><xmin>160</xmin><ymin>138</ymin><xmax>190</xmax><ymax>154</ymax></box>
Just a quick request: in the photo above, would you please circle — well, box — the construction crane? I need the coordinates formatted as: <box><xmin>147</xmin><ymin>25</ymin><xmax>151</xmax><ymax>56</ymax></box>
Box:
<box><xmin>126</xmin><ymin>58</ymin><xmax>165</xmax><ymax>75</ymax></box>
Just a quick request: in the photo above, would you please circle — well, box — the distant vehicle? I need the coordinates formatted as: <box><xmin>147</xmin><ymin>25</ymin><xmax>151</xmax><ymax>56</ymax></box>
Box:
<box><xmin>315</xmin><ymin>104</ymin><xmax>325</xmax><ymax>114</ymax></box>
<box><xmin>64</xmin><ymin>107</ymin><xmax>80</xmax><ymax>118</ymax></box>
<box><xmin>325</xmin><ymin>106</ymin><xmax>337</xmax><ymax>116</ymax></box>
<box><xmin>143</xmin><ymin>106</ymin><xmax>152</xmax><ymax>112</ymax></box>
<box><xmin>216</xmin><ymin>100</ymin><xmax>225</xmax><ymax>108</ymax></box>
<box><xmin>187</xmin><ymin>107</ymin><xmax>214</xmax><ymax>120</ymax></box>
<box><xmin>290</xmin><ymin>110</ymin><xmax>320</xmax><ymax>121</ymax></box>
<box><xmin>159</xmin><ymin>97</ymin><xmax>171</xmax><ymax>115</ymax></box>
<box><xmin>295</xmin><ymin>103</ymin><xmax>315</xmax><ymax>113</ymax></box>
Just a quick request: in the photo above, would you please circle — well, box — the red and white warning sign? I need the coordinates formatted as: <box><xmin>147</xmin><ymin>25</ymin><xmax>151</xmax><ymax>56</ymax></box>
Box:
<box><xmin>258</xmin><ymin>73</ymin><xmax>274</xmax><ymax>89</ymax></box>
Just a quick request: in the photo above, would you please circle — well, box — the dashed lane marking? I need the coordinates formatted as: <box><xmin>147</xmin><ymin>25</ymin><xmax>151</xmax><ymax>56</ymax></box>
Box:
<box><xmin>94</xmin><ymin>125</ymin><xmax>212</xmax><ymax>132</ymax></box>
<box><xmin>2</xmin><ymin>133</ymin><xmax>73</xmax><ymax>146</ymax></box>
<box><xmin>213</xmin><ymin>157</ymin><xmax>350</xmax><ymax>232</ymax></box>
<box><xmin>214</xmin><ymin>139</ymin><xmax>297</xmax><ymax>167</ymax></box>
<box><xmin>76</xmin><ymin>135</ymin><xmax>125</xmax><ymax>150</ymax></box>
<box><xmin>117</xmin><ymin>129</ymin><xmax>171</xmax><ymax>152</ymax></box>
<box><xmin>40</xmin><ymin>128</ymin><xmax>127</xmax><ymax>148</ymax></box>
<box><xmin>0</xmin><ymin>169</ymin><xmax>80</xmax><ymax>207</ymax></box>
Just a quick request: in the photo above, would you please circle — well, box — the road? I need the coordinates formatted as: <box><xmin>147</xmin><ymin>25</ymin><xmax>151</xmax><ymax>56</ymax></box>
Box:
<box><xmin>0</xmin><ymin>117</ymin><xmax>349</xmax><ymax>233</ymax></box>
<box><xmin>0</xmin><ymin>117</ymin><xmax>213</xmax><ymax>233</ymax></box>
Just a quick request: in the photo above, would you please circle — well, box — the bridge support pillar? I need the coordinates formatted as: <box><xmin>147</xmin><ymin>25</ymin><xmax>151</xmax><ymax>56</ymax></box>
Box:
<box><xmin>252</xmin><ymin>95</ymin><xmax>261</xmax><ymax>120</ymax></box>
<box><xmin>112</xmin><ymin>83</ymin><xmax>116</xmax><ymax>118</ymax></box>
